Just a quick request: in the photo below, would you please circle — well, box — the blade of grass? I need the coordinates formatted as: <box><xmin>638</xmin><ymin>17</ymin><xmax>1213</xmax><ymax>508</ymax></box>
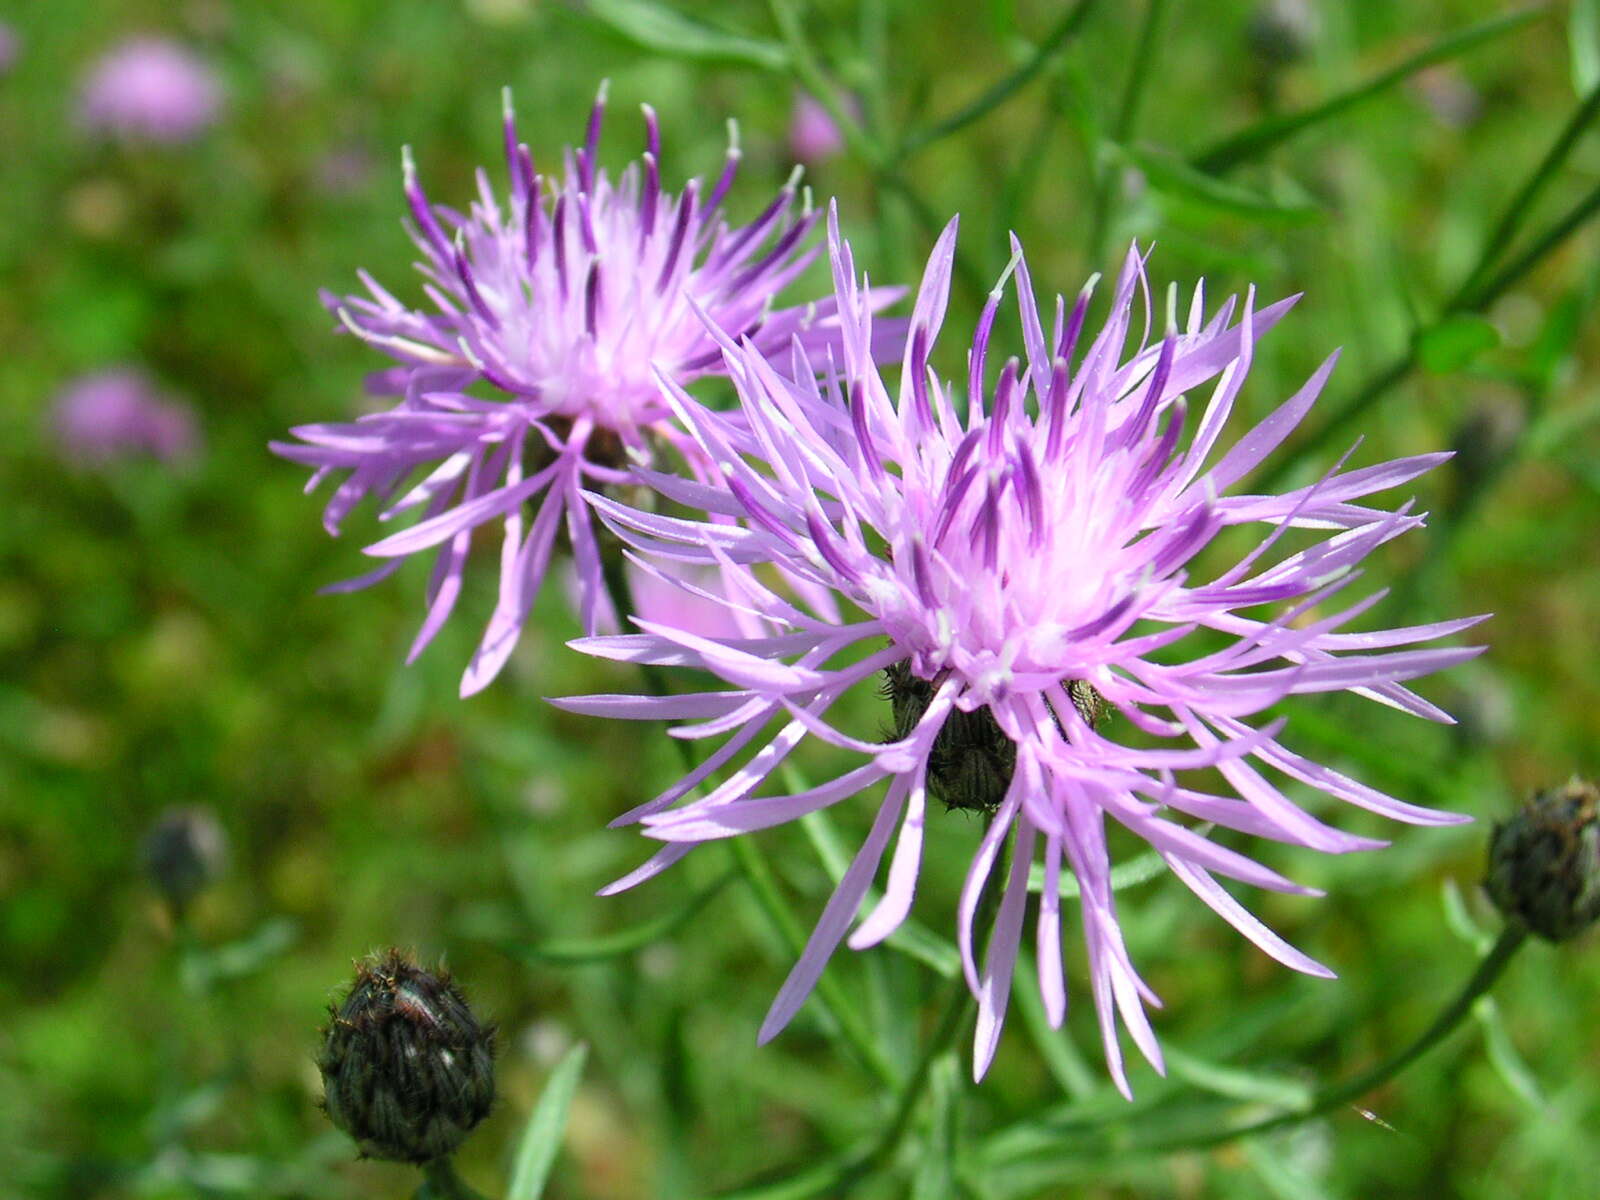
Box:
<box><xmin>1088</xmin><ymin>0</ymin><xmax>1173</xmax><ymax>263</ymax></box>
<box><xmin>507</xmin><ymin>1043</ymin><xmax>589</xmax><ymax>1200</ymax></box>
<box><xmin>895</xmin><ymin>0</ymin><xmax>1099</xmax><ymax>160</ymax></box>
<box><xmin>1192</xmin><ymin>6</ymin><xmax>1549</xmax><ymax>174</ymax></box>
<box><xmin>1453</xmin><ymin>78</ymin><xmax>1600</xmax><ymax>303</ymax></box>
<box><xmin>500</xmin><ymin>868</ymin><xmax>736</xmax><ymax>965</ymax></box>
<box><xmin>1256</xmin><ymin>176</ymin><xmax>1600</xmax><ymax>493</ymax></box>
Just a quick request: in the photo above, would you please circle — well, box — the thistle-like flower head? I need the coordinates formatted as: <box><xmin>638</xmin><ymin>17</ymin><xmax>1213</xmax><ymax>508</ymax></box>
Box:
<box><xmin>559</xmin><ymin>208</ymin><xmax>1484</xmax><ymax>1090</ymax></box>
<box><xmin>274</xmin><ymin>86</ymin><xmax>895</xmax><ymax>694</ymax></box>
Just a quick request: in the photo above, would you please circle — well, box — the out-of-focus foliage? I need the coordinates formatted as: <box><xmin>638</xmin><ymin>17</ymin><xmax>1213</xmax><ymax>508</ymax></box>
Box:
<box><xmin>2</xmin><ymin>1</ymin><xmax>1598</xmax><ymax>1198</ymax></box>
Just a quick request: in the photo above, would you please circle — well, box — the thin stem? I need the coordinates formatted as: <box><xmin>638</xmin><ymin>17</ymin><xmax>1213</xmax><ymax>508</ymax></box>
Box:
<box><xmin>1088</xmin><ymin>0</ymin><xmax>1171</xmax><ymax>264</ymax></box>
<box><xmin>1256</xmin><ymin>174</ymin><xmax>1600</xmax><ymax>492</ymax></box>
<box><xmin>838</xmin><ymin>979</ymin><xmax>973</xmax><ymax>1189</ymax></box>
<box><xmin>418</xmin><ymin>1157</ymin><xmax>490</xmax><ymax>1200</ymax></box>
<box><xmin>597</xmin><ymin>557</ymin><xmax>900</xmax><ymax>1089</ymax></box>
<box><xmin>727</xmin><ymin>837</ymin><xmax>901</xmax><ymax>1086</ymax></box>
<box><xmin>1191</xmin><ymin>6</ymin><xmax>1548</xmax><ymax>174</ymax></box>
<box><xmin>768</xmin><ymin>0</ymin><xmax>884</xmax><ymax>168</ymax></box>
<box><xmin>1146</xmin><ymin>924</ymin><xmax>1528</xmax><ymax>1154</ymax></box>
<box><xmin>894</xmin><ymin>0</ymin><xmax>1099</xmax><ymax>162</ymax></box>
<box><xmin>1452</xmin><ymin>78</ymin><xmax>1600</xmax><ymax>303</ymax></box>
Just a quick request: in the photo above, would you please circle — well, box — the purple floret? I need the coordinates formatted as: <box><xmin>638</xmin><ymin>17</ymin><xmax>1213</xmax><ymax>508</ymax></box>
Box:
<box><xmin>559</xmin><ymin>205</ymin><xmax>1485</xmax><ymax>1091</ymax></box>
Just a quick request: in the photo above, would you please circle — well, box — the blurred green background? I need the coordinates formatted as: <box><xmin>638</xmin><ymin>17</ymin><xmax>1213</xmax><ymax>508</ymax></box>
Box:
<box><xmin>3</xmin><ymin>1</ymin><xmax>1600</xmax><ymax>1197</ymax></box>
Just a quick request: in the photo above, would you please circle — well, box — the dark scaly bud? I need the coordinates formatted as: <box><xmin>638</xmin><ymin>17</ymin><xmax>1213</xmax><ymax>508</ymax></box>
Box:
<box><xmin>318</xmin><ymin>949</ymin><xmax>496</xmax><ymax>1164</ymax></box>
<box><xmin>883</xmin><ymin>661</ymin><xmax>1105</xmax><ymax>814</ymax></box>
<box><xmin>1486</xmin><ymin>779</ymin><xmax>1600</xmax><ymax>942</ymax></box>
<box><xmin>142</xmin><ymin>806</ymin><xmax>228</xmax><ymax>919</ymax></box>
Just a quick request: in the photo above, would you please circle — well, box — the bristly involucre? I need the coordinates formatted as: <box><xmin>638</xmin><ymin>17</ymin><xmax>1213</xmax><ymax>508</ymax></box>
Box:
<box><xmin>556</xmin><ymin>205</ymin><xmax>1486</xmax><ymax>1092</ymax></box>
<box><xmin>274</xmin><ymin>85</ymin><xmax>899</xmax><ymax>695</ymax></box>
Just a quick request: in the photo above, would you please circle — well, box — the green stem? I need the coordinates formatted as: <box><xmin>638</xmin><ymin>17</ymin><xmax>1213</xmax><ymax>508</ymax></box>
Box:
<box><xmin>1256</xmin><ymin>173</ymin><xmax>1600</xmax><ymax>493</ymax></box>
<box><xmin>1088</xmin><ymin>0</ymin><xmax>1171</xmax><ymax>264</ymax></box>
<box><xmin>1149</xmin><ymin>924</ymin><xmax>1528</xmax><ymax>1154</ymax></box>
<box><xmin>1451</xmin><ymin>79</ymin><xmax>1600</xmax><ymax>304</ymax></box>
<box><xmin>894</xmin><ymin>0</ymin><xmax>1099</xmax><ymax>162</ymax></box>
<box><xmin>1191</xmin><ymin>6</ymin><xmax>1549</xmax><ymax>174</ymax></box>
<box><xmin>598</xmin><ymin>557</ymin><xmax>900</xmax><ymax>1089</ymax></box>
<box><xmin>767</xmin><ymin>0</ymin><xmax>884</xmax><ymax>168</ymax></box>
<box><xmin>418</xmin><ymin>1157</ymin><xmax>490</xmax><ymax>1200</ymax></box>
<box><xmin>726</xmin><ymin>837</ymin><xmax>900</xmax><ymax>1086</ymax></box>
<box><xmin>835</xmin><ymin>979</ymin><xmax>973</xmax><ymax>1190</ymax></box>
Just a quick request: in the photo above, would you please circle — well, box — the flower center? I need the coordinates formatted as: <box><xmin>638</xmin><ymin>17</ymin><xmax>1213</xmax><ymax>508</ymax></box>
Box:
<box><xmin>882</xmin><ymin>660</ymin><xmax>1104</xmax><ymax>814</ymax></box>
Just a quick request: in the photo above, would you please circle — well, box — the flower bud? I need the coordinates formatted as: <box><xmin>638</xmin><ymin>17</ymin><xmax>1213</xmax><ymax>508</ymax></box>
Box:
<box><xmin>1486</xmin><ymin>779</ymin><xmax>1600</xmax><ymax>942</ymax></box>
<box><xmin>318</xmin><ymin>949</ymin><xmax>496</xmax><ymax>1163</ymax></box>
<box><xmin>1247</xmin><ymin>0</ymin><xmax>1319</xmax><ymax>67</ymax></box>
<box><xmin>141</xmin><ymin>806</ymin><xmax>228</xmax><ymax>918</ymax></box>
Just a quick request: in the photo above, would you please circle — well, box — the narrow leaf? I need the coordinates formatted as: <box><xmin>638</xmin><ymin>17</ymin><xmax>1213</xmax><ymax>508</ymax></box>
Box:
<box><xmin>1194</xmin><ymin>7</ymin><xmax>1546</xmax><ymax>173</ymax></box>
<box><xmin>503</xmin><ymin>869</ymin><xmax>735</xmax><ymax>964</ymax></box>
<box><xmin>583</xmin><ymin>0</ymin><xmax>789</xmax><ymax>69</ymax></box>
<box><xmin>508</xmin><ymin>1042</ymin><xmax>589</xmax><ymax>1200</ymax></box>
<box><xmin>1118</xmin><ymin>143</ymin><xmax>1320</xmax><ymax>224</ymax></box>
<box><xmin>1416</xmin><ymin>314</ymin><xmax>1500</xmax><ymax>374</ymax></box>
<box><xmin>1574</xmin><ymin>0</ymin><xmax>1600</xmax><ymax>94</ymax></box>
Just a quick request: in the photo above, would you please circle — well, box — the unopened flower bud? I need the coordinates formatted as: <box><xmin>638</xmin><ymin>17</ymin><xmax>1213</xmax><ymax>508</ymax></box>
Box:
<box><xmin>1486</xmin><ymin>779</ymin><xmax>1600</xmax><ymax>941</ymax></box>
<box><xmin>142</xmin><ymin>806</ymin><xmax>227</xmax><ymax>917</ymax></box>
<box><xmin>1247</xmin><ymin>0</ymin><xmax>1319</xmax><ymax>67</ymax></box>
<box><xmin>318</xmin><ymin>949</ymin><xmax>496</xmax><ymax>1163</ymax></box>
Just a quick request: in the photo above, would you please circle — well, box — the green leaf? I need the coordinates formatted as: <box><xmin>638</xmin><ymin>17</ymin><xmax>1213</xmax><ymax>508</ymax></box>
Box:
<box><xmin>1243</xmin><ymin>1139</ymin><xmax>1330</xmax><ymax>1200</ymax></box>
<box><xmin>1162</xmin><ymin>1045</ymin><xmax>1312</xmax><ymax>1111</ymax></box>
<box><xmin>181</xmin><ymin>917</ymin><xmax>298</xmax><ymax>990</ymax></box>
<box><xmin>1116</xmin><ymin>143</ymin><xmax>1321</xmax><ymax>225</ymax></box>
<box><xmin>582</xmin><ymin>0</ymin><xmax>789</xmax><ymax>69</ymax></box>
<box><xmin>1574</xmin><ymin>0</ymin><xmax>1600</xmax><ymax>95</ymax></box>
<box><xmin>502</xmin><ymin>868</ymin><xmax>735</xmax><ymax>964</ymax></box>
<box><xmin>507</xmin><ymin>1042</ymin><xmax>589</xmax><ymax>1200</ymax></box>
<box><xmin>1440</xmin><ymin>879</ymin><xmax>1492</xmax><ymax>949</ymax></box>
<box><xmin>1416</xmin><ymin>314</ymin><xmax>1500</xmax><ymax>374</ymax></box>
<box><xmin>1193</xmin><ymin>7</ymin><xmax>1546</xmax><ymax>173</ymax></box>
<box><xmin>1475</xmin><ymin>996</ymin><xmax>1545</xmax><ymax>1108</ymax></box>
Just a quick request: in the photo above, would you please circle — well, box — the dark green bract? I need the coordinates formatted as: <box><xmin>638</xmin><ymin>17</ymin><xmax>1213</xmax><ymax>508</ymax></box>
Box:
<box><xmin>319</xmin><ymin>950</ymin><xmax>496</xmax><ymax>1164</ymax></box>
<box><xmin>1486</xmin><ymin>779</ymin><xmax>1600</xmax><ymax>942</ymax></box>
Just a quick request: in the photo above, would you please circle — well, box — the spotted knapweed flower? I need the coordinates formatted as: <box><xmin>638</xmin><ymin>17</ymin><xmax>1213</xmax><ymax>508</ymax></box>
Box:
<box><xmin>78</xmin><ymin>37</ymin><xmax>222</xmax><ymax>143</ymax></box>
<box><xmin>51</xmin><ymin>369</ymin><xmax>201</xmax><ymax>467</ymax></box>
<box><xmin>557</xmin><ymin>208</ymin><xmax>1484</xmax><ymax>1089</ymax></box>
<box><xmin>274</xmin><ymin>86</ymin><xmax>899</xmax><ymax>695</ymax></box>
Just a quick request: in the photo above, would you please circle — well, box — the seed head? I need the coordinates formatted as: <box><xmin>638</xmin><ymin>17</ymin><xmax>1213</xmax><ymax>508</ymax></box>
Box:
<box><xmin>318</xmin><ymin>949</ymin><xmax>496</xmax><ymax>1164</ymax></box>
<box><xmin>1486</xmin><ymin>779</ymin><xmax>1600</xmax><ymax>942</ymax></box>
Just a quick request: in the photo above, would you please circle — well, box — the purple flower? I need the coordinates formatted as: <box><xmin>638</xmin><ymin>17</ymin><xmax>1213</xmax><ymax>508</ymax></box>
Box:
<box><xmin>51</xmin><ymin>369</ymin><xmax>201</xmax><ymax>466</ymax></box>
<box><xmin>274</xmin><ymin>86</ymin><xmax>900</xmax><ymax>695</ymax></box>
<box><xmin>557</xmin><ymin>208</ymin><xmax>1485</xmax><ymax>1090</ymax></box>
<box><xmin>788</xmin><ymin>95</ymin><xmax>844</xmax><ymax>162</ymax></box>
<box><xmin>78</xmin><ymin>37</ymin><xmax>222</xmax><ymax>143</ymax></box>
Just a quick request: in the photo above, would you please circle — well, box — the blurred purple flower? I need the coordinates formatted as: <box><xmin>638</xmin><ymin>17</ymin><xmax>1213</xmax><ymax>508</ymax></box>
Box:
<box><xmin>78</xmin><ymin>37</ymin><xmax>222</xmax><ymax>143</ymax></box>
<box><xmin>52</xmin><ymin>369</ymin><xmax>200</xmax><ymax>466</ymax></box>
<box><xmin>0</xmin><ymin>23</ymin><xmax>20</xmax><ymax>76</ymax></box>
<box><xmin>274</xmin><ymin>85</ymin><xmax>902</xmax><ymax>695</ymax></box>
<box><xmin>788</xmin><ymin>95</ymin><xmax>844</xmax><ymax>162</ymax></box>
<box><xmin>558</xmin><ymin>208</ymin><xmax>1484</xmax><ymax>1089</ymax></box>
